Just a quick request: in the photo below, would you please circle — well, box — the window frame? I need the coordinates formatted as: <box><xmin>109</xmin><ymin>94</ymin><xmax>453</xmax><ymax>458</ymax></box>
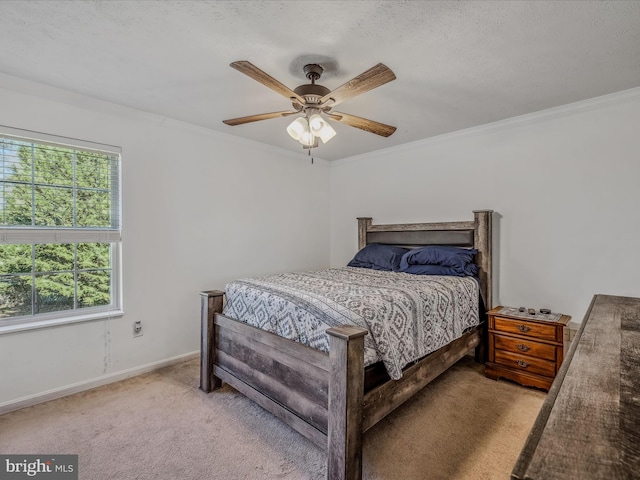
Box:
<box><xmin>0</xmin><ymin>126</ymin><xmax>123</xmax><ymax>334</ymax></box>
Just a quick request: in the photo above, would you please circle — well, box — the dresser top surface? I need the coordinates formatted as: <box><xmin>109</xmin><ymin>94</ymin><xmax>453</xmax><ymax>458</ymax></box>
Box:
<box><xmin>511</xmin><ymin>294</ymin><xmax>640</xmax><ymax>479</ymax></box>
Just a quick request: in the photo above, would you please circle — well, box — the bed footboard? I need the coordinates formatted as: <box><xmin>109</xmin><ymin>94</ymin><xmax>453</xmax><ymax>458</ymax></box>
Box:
<box><xmin>200</xmin><ymin>289</ymin><xmax>369</xmax><ymax>480</ymax></box>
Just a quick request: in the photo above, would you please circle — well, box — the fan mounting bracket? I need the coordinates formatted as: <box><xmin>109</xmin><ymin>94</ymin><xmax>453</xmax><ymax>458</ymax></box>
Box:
<box><xmin>303</xmin><ymin>64</ymin><xmax>324</xmax><ymax>82</ymax></box>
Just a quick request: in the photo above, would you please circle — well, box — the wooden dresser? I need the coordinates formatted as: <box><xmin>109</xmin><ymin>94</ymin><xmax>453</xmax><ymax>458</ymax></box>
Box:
<box><xmin>512</xmin><ymin>294</ymin><xmax>640</xmax><ymax>479</ymax></box>
<box><xmin>485</xmin><ymin>306</ymin><xmax>570</xmax><ymax>391</ymax></box>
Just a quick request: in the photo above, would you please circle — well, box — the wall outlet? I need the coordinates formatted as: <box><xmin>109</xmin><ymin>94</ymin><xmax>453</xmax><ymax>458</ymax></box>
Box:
<box><xmin>133</xmin><ymin>321</ymin><xmax>143</xmax><ymax>337</ymax></box>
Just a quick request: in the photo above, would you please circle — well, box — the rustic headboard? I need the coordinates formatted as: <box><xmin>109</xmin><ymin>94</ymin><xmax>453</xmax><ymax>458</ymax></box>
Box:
<box><xmin>357</xmin><ymin>210</ymin><xmax>493</xmax><ymax>310</ymax></box>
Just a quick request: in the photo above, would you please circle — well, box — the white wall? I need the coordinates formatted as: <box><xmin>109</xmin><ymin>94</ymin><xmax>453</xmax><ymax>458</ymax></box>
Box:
<box><xmin>0</xmin><ymin>77</ymin><xmax>330</xmax><ymax>407</ymax></box>
<box><xmin>330</xmin><ymin>89</ymin><xmax>640</xmax><ymax>324</ymax></box>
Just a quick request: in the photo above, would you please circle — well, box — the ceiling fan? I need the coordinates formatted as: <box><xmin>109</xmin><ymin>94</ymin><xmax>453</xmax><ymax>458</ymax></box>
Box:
<box><xmin>223</xmin><ymin>61</ymin><xmax>397</xmax><ymax>149</ymax></box>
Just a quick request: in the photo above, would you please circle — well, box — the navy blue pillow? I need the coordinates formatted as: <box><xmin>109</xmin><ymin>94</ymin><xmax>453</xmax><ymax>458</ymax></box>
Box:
<box><xmin>400</xmin><ymin>246</ymin><xmax>478</xmax><ymax>270</ymax></box>
<box><xmin>347</xmin><ymin>244</ymin><xmax>409</xmax><ymax>271</ymax></box>
<box><xmin>401</xmin><ymin>263</ymin><xmax>479</xmax><ymax>277</ymax></box>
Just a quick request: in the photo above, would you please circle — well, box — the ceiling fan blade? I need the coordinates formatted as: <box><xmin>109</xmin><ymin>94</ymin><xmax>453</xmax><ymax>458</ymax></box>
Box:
<box><xmin>223</xmin><ymin>111</ymin><xmax>297</xmax><ymax>126</ymax></box>
<box><xmin>320</xmin><ymin>63</ymin><xmax>396</xmax><ymax>107</ymax></box>
<box><xmin>230</xmin><ymin>61</ymin><xmax>306</xmax><ymax>105</ymax></box>
<box><xmin>327</xmin><ymin>112</ymin><xmax>396</xmax><ymax>137</ymax></box>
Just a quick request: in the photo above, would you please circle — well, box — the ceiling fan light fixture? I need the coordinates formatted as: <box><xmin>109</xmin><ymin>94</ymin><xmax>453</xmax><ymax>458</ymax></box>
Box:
<box><xmin>307</xmin><ymin>113</ymin><xmax>336</xmax><ymax>145</ymax></box>
<box><xmin>318</xmin><ymin>121</ymin><xmax>336</xmax><ymax>144</ymax></box>
<box><xmin>299</xmin><ymin>129</ymin><xmax>314</xmax><ymax>147</ymax></box>
<box><xmin>286</xmin><ymin>117</ymin><xmax>308</xmax><ymax>141</ymax></box>
<box><xmin>289</xmin><ymin>114</ymin><xmax>332</xmax><ymax>147</ymax></box>
<box><xmin>308</xmin><ymin>114</ymin><xmax>325</xmax><ymax>135</ymax></box>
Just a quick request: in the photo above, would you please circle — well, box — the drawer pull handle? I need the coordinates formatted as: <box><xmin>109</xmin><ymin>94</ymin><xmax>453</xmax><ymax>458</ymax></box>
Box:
<box><xmin>516</xmin><ymin>360</ymin><xmax>530</xmax><ymax>368</ymax></box>
<box><xmin>517</xmin><ymin>324</ymin><xmax>531</xmax><ymax>333</ymax></box>
<box><xmin>516</xmin><ymin>343</ymin><xmax>531</xmax><ymax>352</ymax></box>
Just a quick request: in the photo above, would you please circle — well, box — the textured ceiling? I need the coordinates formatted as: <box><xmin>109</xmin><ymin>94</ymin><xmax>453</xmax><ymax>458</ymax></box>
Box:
<box><xmin>1</xmin><ymin>0</ymin><xmax>639</xmax><ymax>160</ymax></box>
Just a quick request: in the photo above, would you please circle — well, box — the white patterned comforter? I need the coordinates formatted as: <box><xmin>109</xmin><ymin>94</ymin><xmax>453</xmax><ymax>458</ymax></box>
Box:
<box><xmin>223</xmin><ymin>267</ymin><xmax>480</xmax><ymax>380</ymax></box>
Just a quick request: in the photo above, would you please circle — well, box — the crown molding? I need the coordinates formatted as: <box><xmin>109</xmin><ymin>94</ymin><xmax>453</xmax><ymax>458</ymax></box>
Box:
<box><xmin>333</xmin><ymin>86</ymin><xmax>640</xmax><ymax>166</ymax></box>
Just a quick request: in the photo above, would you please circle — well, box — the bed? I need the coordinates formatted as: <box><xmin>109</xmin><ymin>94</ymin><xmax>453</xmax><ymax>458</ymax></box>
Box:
<box><xmin>200</xmin><ymin>210</ymin><xmax>493</xmax><ymax>480</ymax></box>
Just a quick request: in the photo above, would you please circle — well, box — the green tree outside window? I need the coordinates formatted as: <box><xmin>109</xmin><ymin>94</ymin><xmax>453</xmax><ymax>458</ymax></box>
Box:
<box><xmin>1</xmin><ymin>137</ymin><xmax>118</xmax><ymax>319</ymax></box>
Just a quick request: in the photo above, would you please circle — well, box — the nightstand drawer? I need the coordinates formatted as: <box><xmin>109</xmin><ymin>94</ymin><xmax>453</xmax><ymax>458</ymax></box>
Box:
<box><xmin>493</xmin><ymin>316</ymin><xmax>557</xmax><ymax>341</ymax></box>
<box><xmin>494</xmin><ymin>350</ymin><xmax>556</xmax><ymax>377</ymax></box>
<box><xmin>494</xmin><ymin>334</ymin><xmax>557</xmax><ymax>361</ymax></box>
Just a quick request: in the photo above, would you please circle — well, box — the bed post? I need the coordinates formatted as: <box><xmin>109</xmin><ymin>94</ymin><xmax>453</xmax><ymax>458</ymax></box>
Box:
<box><xmin>326</xmin><ymin>325</ymin><xmax>368</xmax><ymax>480</ymax></box>
<box><xmin>473</xmin><ymin>210</ymin><xmax>493</xmax><ymax>311</ymax></box>
<box><xmin>473</xmin><ymin>210</ymin><xmax>493</xmax><ymax>364</ymax></box>
<box><xmin>357</xmin><ymin>217</ymin><xmax>372</xmax><ymax>251</ymax></box>
<box><xmin>200</xmin><ymin>290</ymin><xmax>224</xmax><ymax>393</ymax></box>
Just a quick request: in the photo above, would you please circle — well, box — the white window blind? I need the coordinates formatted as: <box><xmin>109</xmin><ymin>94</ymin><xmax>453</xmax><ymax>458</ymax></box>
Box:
<box><xmin>0</xmin><ymin>126</ymin><xmax>122</xmax><ymax>331</ymax></box>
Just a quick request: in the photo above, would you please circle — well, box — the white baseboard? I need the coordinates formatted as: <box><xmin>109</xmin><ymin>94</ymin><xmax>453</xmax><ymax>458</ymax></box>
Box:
<box><xmin>0</xmin><ymin>351</ymin><xmax>200</xmax><ymax>415</ymax></box>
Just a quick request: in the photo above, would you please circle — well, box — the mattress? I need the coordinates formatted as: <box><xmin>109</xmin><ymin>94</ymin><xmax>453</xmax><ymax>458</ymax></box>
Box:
<box><xmin>223</xmin><ymin>267</ymin><xmax>480</xmax><ymax>379</ymax></box>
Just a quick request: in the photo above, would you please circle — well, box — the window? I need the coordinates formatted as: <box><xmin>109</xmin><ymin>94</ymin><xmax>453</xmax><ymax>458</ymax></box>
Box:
<box><xmin>0</xmin><ymin>127</ymin><xmax>122</xmax><ymax>332</ymax></box>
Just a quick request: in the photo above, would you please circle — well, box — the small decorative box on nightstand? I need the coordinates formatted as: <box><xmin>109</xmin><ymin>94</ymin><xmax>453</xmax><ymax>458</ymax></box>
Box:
<box><xmin>485</xmin><ymin>306</ymin><xmax>571</xmax><ymax>391</ymax></box>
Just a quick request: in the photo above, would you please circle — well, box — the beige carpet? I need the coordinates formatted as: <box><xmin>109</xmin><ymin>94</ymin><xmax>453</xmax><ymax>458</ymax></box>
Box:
<box><xmin>0</xmin><ymin>357</ymin><xmax>544</xmax><ymax>479</ymax></box>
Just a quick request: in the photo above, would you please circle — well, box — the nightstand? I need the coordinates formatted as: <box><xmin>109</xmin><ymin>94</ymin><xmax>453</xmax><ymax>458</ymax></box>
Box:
<box><xmin>485</xmin><ymin>306</ymin><xmax>571</xmax><ymax>391</ymax></box>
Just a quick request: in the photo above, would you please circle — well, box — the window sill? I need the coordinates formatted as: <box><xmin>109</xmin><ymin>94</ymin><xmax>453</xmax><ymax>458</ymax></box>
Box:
<box><xmin>0</xmin><ymin>309</ymin><xmax>124</xmax><ymax>335</ymax></box>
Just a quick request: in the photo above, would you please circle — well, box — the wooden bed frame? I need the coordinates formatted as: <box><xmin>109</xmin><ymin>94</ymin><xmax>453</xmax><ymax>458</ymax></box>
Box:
<box><xmin>200</xmin><ymin>210</ymin><xmax>493</xmax><ymax>480</ymax></box>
